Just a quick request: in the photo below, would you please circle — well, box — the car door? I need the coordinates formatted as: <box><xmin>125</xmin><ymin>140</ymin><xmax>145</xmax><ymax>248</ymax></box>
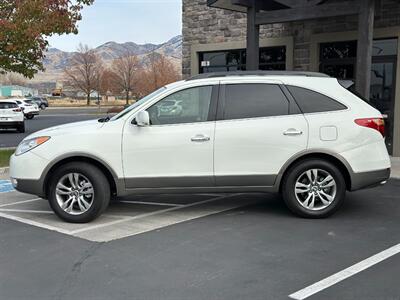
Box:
<box><xmin>214</xmin><ymin>80</ymin><xmax>308</xmax><ymax>187</ymax></box>
<box><xmin>122</xmin><ymin>84</ymin><xmax>218</xmax><ymax>190</ymax></box>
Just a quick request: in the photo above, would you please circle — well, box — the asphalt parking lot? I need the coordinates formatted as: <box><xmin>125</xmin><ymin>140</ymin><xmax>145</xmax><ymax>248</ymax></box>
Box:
<box><xmin>0</xmin><ymin>178</ymin><xmax>399</xmax><ymax>300</ymax></box>
<box><xmin>0</xmin><ymin>107</ymin><xmax>110</xmax><ymax>148</ymax></box>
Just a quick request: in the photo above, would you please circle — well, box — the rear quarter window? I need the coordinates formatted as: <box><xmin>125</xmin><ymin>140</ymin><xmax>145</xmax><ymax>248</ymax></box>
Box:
<box><xmin>0</xmin><ymin>102</ymin><xmax>18</xmax><ymax>109</ymax></box>
<box><xmin>287</xmin><ymin>86</ymin><xmax>347</xmax><ymax>113</ymax></box>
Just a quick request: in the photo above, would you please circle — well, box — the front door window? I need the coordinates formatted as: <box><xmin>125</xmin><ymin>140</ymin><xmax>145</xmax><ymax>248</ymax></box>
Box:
<box><xmin>147</xmin><ymin>86</ymin><xmax>213</xmax><ymax>125</ymax></box>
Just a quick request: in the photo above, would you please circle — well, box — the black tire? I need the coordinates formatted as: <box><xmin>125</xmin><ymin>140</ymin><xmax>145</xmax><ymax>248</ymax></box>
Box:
<box><xmin>17</xmin><ymin>122</ymin><xmax>25</xmax><ymax>133</ymax></box>
<box><xmin>26</xmin><ymin>114</ymin><xmax>34</xmax><ymax>119</ymax></box>
<box><xmin>48</xmin><ymin>162</ymin><xmax>111</xmax><ymax>223</ymax></box>
<box><xmin>281</xmin><ymin>159</ymin><xmax>346</xmax><ymax>218</ymax></box>
<box><xmin>40</xmin><ymin>104</ymin><xmax>46</xmax><ymax>110</ymax></box>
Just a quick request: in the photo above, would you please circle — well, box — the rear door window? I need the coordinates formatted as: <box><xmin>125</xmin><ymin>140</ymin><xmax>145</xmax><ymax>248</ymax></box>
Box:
<box><xmin>287</xmin><ymin>86</ymin><xmax>347</xmax><ymax>113</ymax></box>
<box><xmin>223</xmin><ymin>84</ymin><xmax>289</xmax><ymax>120</ymax></box>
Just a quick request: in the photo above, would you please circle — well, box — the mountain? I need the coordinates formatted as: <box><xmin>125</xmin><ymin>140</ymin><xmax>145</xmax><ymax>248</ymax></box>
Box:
<box><xmin>32</xmin><ymin>35</ymin><xmax>182</xmax><ymax>84</ymax></box>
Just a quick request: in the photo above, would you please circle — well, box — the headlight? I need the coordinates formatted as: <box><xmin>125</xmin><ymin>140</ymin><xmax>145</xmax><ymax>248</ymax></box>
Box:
<box><xmin>15</xmin><ymin>136</ymin><xmax>51</xmax><ymax>156</ymax></box>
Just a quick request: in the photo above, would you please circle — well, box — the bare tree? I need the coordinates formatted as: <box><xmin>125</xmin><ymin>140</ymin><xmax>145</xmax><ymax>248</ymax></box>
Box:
<box><xmin>0</xmin><ymin>72</ymin><xmax>27</xmax><ymax>86</ymax></box>
<box><xmin>64</xmin><ymin>44</ymin><xmax>103</xmax><ymax>105</ymax></box>
<box><xmin>111</xmin><ymin>50</ymin><xmax>140</xmax><ymax>105</ymax></box>
<box><xmin>136</xmin><ymin>53</ymin><xmax>181</xmax><ymax>97</ymax></box>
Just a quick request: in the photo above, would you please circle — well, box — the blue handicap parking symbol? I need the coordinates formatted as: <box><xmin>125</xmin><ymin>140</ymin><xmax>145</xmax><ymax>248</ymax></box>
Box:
<box><xmin>0</xmin><ymin>180</ymin><xmax>14</xmax><ymax>193</ymax></box>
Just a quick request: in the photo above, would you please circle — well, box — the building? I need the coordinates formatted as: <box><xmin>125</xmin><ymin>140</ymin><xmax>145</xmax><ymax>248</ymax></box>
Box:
<box><xmin>182</xmin><ymin>0</ymin><xmax>400</xmax><ymax>156</ymax></box>
<box><xmin>0</xmin><ymin>85</ymin><xmax>39</xmax><ymax>98</ymax></box>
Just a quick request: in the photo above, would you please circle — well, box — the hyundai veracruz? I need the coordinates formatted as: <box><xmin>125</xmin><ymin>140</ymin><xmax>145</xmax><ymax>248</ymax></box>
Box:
<box><xmin>10</xmin><ymin>71</ymin><xmax>391</xmax><ymax>223</ymax></box>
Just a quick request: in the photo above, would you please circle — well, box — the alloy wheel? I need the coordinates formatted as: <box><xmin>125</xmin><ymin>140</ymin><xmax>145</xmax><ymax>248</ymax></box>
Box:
<box><xmin>294</xmin><ymin>168</ymin><xmax>337</xmax><ymax>211</ymax></box>
<box><xmin>55</xmin><ymin>173</ymin><xmax>94</xmax><ymax>215</ymax></box>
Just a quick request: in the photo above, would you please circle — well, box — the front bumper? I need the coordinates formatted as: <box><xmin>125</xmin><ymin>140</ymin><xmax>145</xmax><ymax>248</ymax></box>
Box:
<box><xmin>10</xmin><ymin>152</ymin><xmax>49</xmax><ymax>197</ymax></box>
<box><xmin>350</xmin><ymin>168</ymin><xmax>391</xmax><ymax>191</ymax></box>
<box><xmin>11</xmin><ymin>178</ymin><xmax>45</xmax><ymax>198</ymax></box>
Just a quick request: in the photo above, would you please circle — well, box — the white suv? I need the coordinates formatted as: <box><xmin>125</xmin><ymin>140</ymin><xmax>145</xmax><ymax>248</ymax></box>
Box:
<box><xmin>16</xmin><ymin>99</ymin><xmax>40</xmax><ymax>119</ymax></box>
<box><xmin>0</xmin><ymin>100</ymin><xmax>25</xmax><ymax>133</ymax></box>
<box><xmin>10</xmin><ymin>71</ymin><xmax>391</xmax><ymax>223</ymax></box>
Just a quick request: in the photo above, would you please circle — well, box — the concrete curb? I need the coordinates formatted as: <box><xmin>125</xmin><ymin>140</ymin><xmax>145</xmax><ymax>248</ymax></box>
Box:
<box><xmin>0</xmin><ymin>167</ymin><xmax>9</xmax><ymax>175</ymax></box>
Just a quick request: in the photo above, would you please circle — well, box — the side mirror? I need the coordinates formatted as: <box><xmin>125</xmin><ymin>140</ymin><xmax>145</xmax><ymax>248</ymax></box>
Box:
<box><xmin>134</xmin><ymin>110</ymin><xmax>150</xmax><ymax>127</ymax></box>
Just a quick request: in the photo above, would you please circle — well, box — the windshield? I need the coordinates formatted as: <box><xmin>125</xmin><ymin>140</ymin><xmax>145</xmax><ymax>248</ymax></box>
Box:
<box><xmin>110</xmin><ymin>87</ymin><xmax>167</xmax><ymax>121</ymax></box>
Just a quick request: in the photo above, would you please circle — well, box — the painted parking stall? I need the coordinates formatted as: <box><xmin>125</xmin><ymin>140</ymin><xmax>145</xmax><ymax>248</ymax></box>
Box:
<box><xmin>0</xmin><ymin>190</ymin><xmax>261</xmax><ymax>242</ymax></box>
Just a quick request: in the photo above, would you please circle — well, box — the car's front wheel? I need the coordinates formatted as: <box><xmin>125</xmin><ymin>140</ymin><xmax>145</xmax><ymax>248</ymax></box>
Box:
<box><xmin>26</xmin><ymin>114</ymin><xmax>34</xmax><ymax>119</ymax></box>
<box><xmin>282</xmin><ymin>159</ymin><xmax>346</xmax><ymax>218</ymax></box>
<box><xmin>40</xmin><ymin>104</ymin><xmax>46</xmax><ymax>110</ymax></box>
<box><xmin>48</xmin><ymin>162</ymin><xmax>110</xmax><ymax>223</ymax></box>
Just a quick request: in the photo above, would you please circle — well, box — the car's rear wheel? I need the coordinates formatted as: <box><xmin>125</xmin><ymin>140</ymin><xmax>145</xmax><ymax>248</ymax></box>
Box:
<box><xmin>282</xmin><ymin>159</ymin><xmax>346</xmax><ymax>218</ymax></box>
<box><xmin>17</xmin><ymin>122</ymin><xmax>25</xmax><ymax>133</ymax></box>
<box><xmin>48</xmin><ymin>162</ymin><xmax>110</xmax><ymax>223</ymax></box>
<box><xmin>40</xmin><ymin>104</ymin><xmax>46</xmax><ymax>110</ymax></box>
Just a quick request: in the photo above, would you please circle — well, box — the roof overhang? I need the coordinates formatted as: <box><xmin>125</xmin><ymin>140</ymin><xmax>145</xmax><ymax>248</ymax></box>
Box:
<box><xmin>207</xmin><ymin>0</ymin><xmax>289</xmax><ymax>13</ymax></box>
<box><xmin>207</xmin><ymin>0</ymin><xmax>247</xmax><ymax>13</ymax></box>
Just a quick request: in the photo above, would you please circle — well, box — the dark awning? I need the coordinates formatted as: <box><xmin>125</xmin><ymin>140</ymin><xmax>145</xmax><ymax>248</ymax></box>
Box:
<box><xmin>207</xmin><ymin>0</ymin><xmax>289</xmax><ymax>13</ymax></box>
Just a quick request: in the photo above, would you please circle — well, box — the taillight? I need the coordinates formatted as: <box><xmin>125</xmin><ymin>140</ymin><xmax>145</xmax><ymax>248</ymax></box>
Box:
<box><xmin>13</xmin><ymin>108</ymin><xmax>22</xmax><ymax>112</ymax></box>
<box><xmin>355</xmin><ymin>118</ymin><xmax>385</xmax><ymax>137</ymax></box>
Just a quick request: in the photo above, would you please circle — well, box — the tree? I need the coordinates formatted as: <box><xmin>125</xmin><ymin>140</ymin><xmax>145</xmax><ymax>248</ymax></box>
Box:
<box><xmin>64</xmin><ymin>44</ymin><xmax>103</xmax><ymax>105</ymax></box>
<box><xmin>111</xmin><ymin>50</ymin><xmax>141</xmax><ymax>105</ymax></box>
<box><xmin>0</xmin><ymin>73</ymin><xmax>27</xmax><ymax>86</ymax></box>
<box><xmin>136</xmin><ymin>53</ymin><xmax>181</xmax><ymax>96</ymax></box>
<box><xmin>99</xmin><ymin>69</ymin><xmax>119</xmax><ymax>101</ymax></box>
<box><xmin>0</xmin><ymin>0</ymin><xmax>94</xmax><ymax>78</ymax></box>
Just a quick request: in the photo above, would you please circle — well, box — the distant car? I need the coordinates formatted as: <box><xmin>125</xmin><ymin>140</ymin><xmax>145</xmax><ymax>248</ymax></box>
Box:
<box><xmin>0</xmin><ymin>100</ymin><xmax>25</xmax><ymax>133</ymax></box>
<box><xmin>28</xmin><ymin>96</ymin><xmax>49</xmax><ymax>110</ymax></box>
<box><xmin>16</xmin><ymin>99</ymin><xmax>40</xmax><ymax>119</ymax></box>
<box><xmin>157</xmin><ymin>99</ymin><xmax>183</xmax><ymax>117</ymax></box>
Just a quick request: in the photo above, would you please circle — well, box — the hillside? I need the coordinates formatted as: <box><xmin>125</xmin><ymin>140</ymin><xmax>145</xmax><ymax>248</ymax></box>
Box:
<box><xmin>32</xmin><ymin>35</ymin><xmax>182</xmax><ymax>84</ymax></box>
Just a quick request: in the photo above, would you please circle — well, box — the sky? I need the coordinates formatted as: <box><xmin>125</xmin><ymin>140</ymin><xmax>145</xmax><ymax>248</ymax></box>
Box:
<box><xmin>47</xmin><ymin>0</ymin><xmax>182</xmax><ymax>52</ymax></box>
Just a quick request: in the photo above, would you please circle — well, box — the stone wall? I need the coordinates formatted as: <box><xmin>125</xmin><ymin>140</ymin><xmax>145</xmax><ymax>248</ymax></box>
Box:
<box><xmin>182</xmin><ymin>0</ymin><xmax>400</xmax><ymax>78</ymax></box>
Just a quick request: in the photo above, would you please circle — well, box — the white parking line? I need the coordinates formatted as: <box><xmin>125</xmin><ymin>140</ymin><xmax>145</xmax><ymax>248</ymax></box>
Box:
<box><xmin>0</xmin><ymin>211</ymin><xmax>72</xmax><ymax>234</ymax></box>
<box><xmin>0</xmin><ymin>198</ymin><xmax>42</xmax><ymax>208</ymax></box>
<box><xmin>70</xmin><ymin>195</ymin><xmax>229</xmax><ymax>235</ymax></box>
<box><xmin>289</xmin><ymin>243</ymin><xmax>400</xmax><ymax>300</ymax></box>
<box><xmin>118</xmin><ymin>200</ymin><xmax>184</xmax><ymax>207</ymax></box>
<box><xmin>0</xmin><ymin>208</ymin><xmax>53</xmax><ymax>214</ymax></box>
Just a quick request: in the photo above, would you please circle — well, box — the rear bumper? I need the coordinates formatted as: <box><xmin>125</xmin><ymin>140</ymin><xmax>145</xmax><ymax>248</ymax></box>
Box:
<box><xmin>0</xmin><ymin>121</ymin><xmax>23</xmax><ymax>128</ymax></box>
<box><xmin>25</xmin><ymin>111</ymin><xmax>39</xmax><ymax>116</ymax></box>
<box><xmin>350</xmin><ymin>168</ymin><xmax>391</xmax><ymax>191</ymax></box>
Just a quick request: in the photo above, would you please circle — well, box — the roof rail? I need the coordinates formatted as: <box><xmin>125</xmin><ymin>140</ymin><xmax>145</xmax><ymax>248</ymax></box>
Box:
<box><xmin>187</xmin><ymin>71</ymin><xmax>330</xmax><ymax>81</ymax></box>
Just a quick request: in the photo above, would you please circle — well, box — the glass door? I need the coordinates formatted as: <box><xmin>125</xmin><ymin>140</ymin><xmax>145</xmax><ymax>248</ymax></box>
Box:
<box><xmin>370</xmin><ymin>58</ymin><xmax>397</xmax><ymax>154</ymax></box>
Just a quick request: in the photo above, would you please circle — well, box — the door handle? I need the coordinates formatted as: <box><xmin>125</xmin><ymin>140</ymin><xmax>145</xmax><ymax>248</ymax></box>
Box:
<box><xmin>191</xmin><ymin>134</ymin><xmax>210</xmax><ymax>142</ymax></box>
<box><xmin>283</xmin><ymin>129</ymin><xmax>303</xmax><ymax>136</ymax></box>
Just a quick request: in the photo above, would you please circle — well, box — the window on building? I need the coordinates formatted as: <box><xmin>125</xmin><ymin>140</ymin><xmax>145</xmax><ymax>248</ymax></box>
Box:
<box><xmin>320</xmin><ymin>41</ymin><xmax>357</xmax><ymax>80</ymax></box>
<box><xmin>287</xmin><ymin>86</ymin><xmax>347</xmax><ymax>113</ymax></box>
<box><xmin>147</xmin><ymin>86</ymin><xmax>213</xmax><ymax>125</ymax></box>
<box><xmin>199</xmin><ymin>46</ymin><xmax>286</xmax><ymax>73</ymax></box>
<box><xmin>223</xmin><ymin>84</ymin><xmax>289</xmax><ymax>120</ymax></box>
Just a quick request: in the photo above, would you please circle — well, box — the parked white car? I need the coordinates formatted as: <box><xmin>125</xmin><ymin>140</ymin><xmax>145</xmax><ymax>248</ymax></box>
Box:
<box><xmin>10</xmin><ymin>71</ymin><xmax>391</xmax><ymax>223</ymax></box>
<box><xmin>16</xmin><ymin>99</ymin><xmax>40</xmax><ymax>119</ymax></box>
<box><xmin>0</xmin><ymin>100</ymin><xmax>25</xmax><ymax>133</ymax></box>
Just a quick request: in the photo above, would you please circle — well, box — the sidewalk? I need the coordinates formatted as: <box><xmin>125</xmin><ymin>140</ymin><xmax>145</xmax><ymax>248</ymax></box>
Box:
<box><xmin>391</xmin><ymin>157</ymin><xmax>400</xmax><ymax>179</ymax></box>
